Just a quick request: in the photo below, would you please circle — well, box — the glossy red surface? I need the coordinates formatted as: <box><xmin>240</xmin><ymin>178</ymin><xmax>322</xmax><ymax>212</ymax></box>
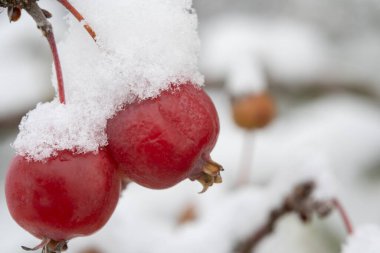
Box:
<box><xmin>106</xmin><ymin>83</ymin><xmax>219</xmax><ymax>189</ymax></box>
<box><xmin>5</xmin><ymin>150</ymin><xmax>121</xmax><ymax>241</ymax></box>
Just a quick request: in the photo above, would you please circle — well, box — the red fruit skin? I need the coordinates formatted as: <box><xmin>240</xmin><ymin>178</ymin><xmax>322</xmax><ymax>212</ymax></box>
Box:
<box><xmin>106</xmin><ymin>83</ymin><xmax>219</xmax><ymax>189</ymax></box>
<box><xmin>5</xmin><ymin>150</ymin><xmax>121</xmax><ymax>241</ymax></box>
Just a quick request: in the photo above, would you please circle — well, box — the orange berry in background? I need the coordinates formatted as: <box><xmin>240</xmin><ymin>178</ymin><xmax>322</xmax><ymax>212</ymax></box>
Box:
<box><xmin>231</xmin><ymin>93</ymin><xmax>276</xmax><ymax>129</ymax></box>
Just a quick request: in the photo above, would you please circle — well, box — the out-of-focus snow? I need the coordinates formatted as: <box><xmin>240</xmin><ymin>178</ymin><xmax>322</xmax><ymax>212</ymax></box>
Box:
<box><xmin>0</xmin><ymin>0</ymin><xmax>67</xmax><ymax>120</ymax></box>
<box><xmin>342</xmin><ymin>225</ymin><xmax>380</xmax><ymax>253</ymax></box>
<box><xmin>200</xmin><ymin>15</ymin><xmax>380</xmax><ymax>96</ymax></box>
<box><xmin>213</xmin><ymin>92</ymin><xmax>380</xmax><ymax>188</ymax></box>
<box><xmin>201</xmin><ymin>16</ymin><xmax>329</xmax><ymax>94</ymax></box>
<box><xmin>13</xmin><ymin>0</ymin><xmax>203</xmax><ymax>160</ymax></box>
<box><xmin>226</xmin><ymin>56</ymin><xmax>266</xmax><ymax>96</ymax></box>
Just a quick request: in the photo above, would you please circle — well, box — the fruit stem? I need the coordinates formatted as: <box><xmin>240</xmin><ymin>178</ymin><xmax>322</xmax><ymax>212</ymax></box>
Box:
<box><xmin>56</xmin><ymin>0</ymin><xmax>97</xmax><ymax>41</ymax></box>
<box><xmin>47</xmin><ymin>32</ymin><xmax>66</xmax><ymax>104</ymax></box>
<box><xmin>332</xmin><ymin>198</ymin><xmax>354</xmax><ymax>235</ymax></box>
<box><xmin>25</xmin><ymin>1</ymin><xmax>66</xmax><ymax>104</ymax></box>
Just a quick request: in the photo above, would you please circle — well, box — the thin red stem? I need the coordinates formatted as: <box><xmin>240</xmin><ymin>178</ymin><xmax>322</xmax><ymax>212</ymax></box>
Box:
<box><xmin>332</xmin><ymin>198</ymin><xmax>354</xmax><ymax>235</ymax></box>
<box><xmin>46</xmin><ymin>31</ymin><xmax>66</xmax><ymax>104</ymax></box>
<box><xmin>56</xmin><ymin>0</ymin><xmax>97</xmax><ymax>40</ymax></box>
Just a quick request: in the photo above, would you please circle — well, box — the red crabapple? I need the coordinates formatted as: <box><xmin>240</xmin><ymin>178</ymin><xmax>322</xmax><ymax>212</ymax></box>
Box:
<box><xmin>5</xmin><ymin>150</ymin><xmax>121</xmax><ymax>251</ymax></box>
<box><xmin>106</xmin><ymin>82</ymin><xmax>222</xmax><ymax>192</ymax></box>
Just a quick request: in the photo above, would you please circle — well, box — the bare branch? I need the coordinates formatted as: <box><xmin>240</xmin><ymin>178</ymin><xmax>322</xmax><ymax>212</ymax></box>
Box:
<box><xmin>234</xmin><ymin>181</ymin><xmax>348</xmax><ymax>253</ymax></box>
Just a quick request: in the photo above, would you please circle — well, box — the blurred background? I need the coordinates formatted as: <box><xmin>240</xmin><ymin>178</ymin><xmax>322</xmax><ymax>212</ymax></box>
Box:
<box><xmin>1</xmin><ymin>0</ymin><xmax>380</xmax><ymax>252</ymax></box>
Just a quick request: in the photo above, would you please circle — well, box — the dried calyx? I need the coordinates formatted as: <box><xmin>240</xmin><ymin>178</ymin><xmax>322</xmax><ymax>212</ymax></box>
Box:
<box><xmin>194</xmin><ymin>159</ymin><xmax>223</xmax><ymax>193</ymax></box>
<box><xmin>22</xmin><ymin>239</ymin><xmax>68</xmax><ymax>253</ymax></box>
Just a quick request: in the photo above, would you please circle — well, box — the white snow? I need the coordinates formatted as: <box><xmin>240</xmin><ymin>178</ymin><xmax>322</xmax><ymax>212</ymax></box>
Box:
<box><xmin>200</xmin><ymin>15</ymin><xmax>328</xmax><ymax>94</ymax></box>
<box><xmin>225</xmin><ymin>56</ymin><xmax>266</xmax><ymax>96</ymax></box>
<box><xmin>13</xmin><ymin>0</ymin><xmax>203</xmax><ymax>160</ymax></box>
<box><xmin>342</xmin><ymin>225</ymin><xmax>380</xmax><ymax>253</ymax></box>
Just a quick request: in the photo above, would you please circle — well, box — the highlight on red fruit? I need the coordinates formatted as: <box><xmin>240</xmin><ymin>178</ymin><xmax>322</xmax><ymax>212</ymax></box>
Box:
<box><xmin>106</xmin><ymin>82</ymin><xmax>222</xmax><ymax>192</ymax></box>
<box><xmin>5</xmin><ymin>150</ymin><xmax>121</xmax><ymax>248</ymax></box>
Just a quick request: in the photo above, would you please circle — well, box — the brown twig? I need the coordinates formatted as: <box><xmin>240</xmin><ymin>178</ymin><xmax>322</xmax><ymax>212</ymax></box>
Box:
<box><xmin>235</xmin><ymin>181</ymin><xmax>353</xmax><ymax>253</ymax></box>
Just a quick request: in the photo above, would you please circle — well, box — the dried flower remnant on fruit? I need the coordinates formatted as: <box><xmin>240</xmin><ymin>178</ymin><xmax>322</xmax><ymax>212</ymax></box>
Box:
<box><xmin>192</xmin><ymin>159</ymin><xmax>223</xmax><ymax>193</ymax></box>
<box><xmin>22</xmin><ymin>239</ymin><xmax>68</xmax><ymax>253</ymax></box>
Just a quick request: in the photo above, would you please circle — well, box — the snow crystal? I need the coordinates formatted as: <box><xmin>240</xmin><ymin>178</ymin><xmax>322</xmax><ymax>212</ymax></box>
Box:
<box><xmin>13</xmin><ymin>0</ymin><xmax>203</xmax><ymax>160</ymax></box>
<box><xmin>342</xmin><ymin>225</ymin><xmax>380</xmax><ymax>253</ymax></box>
